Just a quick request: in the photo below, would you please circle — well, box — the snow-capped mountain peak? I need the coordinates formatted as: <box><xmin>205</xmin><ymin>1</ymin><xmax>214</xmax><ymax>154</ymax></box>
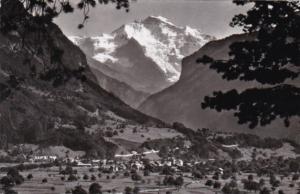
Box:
<box><xmin>185</xmin><ymin>26</ymin><xmax>202</xmax><ymax>37</ymax></box>
<box><xmin>70</xmin><ymin>16</ymin><xmax>214</xmax><ymax>93</ymax></box>
<box><xmin>144</xmin><ymin>15</ymin><xmax>176</xmax><ymax>26</ymax></box>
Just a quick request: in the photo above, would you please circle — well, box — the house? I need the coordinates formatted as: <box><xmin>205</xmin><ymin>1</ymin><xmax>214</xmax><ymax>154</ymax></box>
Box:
<box><xmin>164</xmin><ymin>161</ymin><xmax>172</xmax><ymax>167</ymax></box>
<box><xmin>77</xmin><ymin>161</ymin><xmax>92</xmax><ymax>167</ymax></box>
<box><xmin>143</xmin><ymin>149</ymin><xmax>159</xmax><ymax>155</ymax></box>
<box><xmin>130</xmin><ymin>161</ymin><xmax>144</xmax><ymax>171</ymax></box>
<box><xmin>175</xmin><ymin>159</ymin><xmax>184</xmax><ymax>167</ymax></box>
<box><xmin>222</xmin><ymin>144</ymin><xmax>238</xmax><ymax>148</ymax></box>
<box><xmin>217</xmin><ymin>168</ymin><xmax>224</xmax><ymax>175</ymax></box>
<box><xmin>32</xmin><ymin>155</ymin><xmax>57</xmax><ymax>162</ymax></box>
<box><xmin>92</xmin><ymin>159</ymin><xmax>101</xmax><ymax>167</ymax></box>
<box><xmin>92</xmin><ymin>159</ymin><xmax>101</xmax><ymax>163</ymax></box>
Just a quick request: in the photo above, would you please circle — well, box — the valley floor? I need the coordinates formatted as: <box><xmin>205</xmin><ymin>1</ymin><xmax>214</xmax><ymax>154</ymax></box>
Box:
<box><xmin>1</xmin><ymin>166</ymin><xmax>300</xmax><ymax>194</ymax></box>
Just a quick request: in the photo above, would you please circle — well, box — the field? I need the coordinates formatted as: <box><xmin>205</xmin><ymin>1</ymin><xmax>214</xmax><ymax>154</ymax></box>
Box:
<box><xmin>112</xmin><ymin>126</ymin><xmax>182</xmax><ymax>144</ymax></box>
<box><xmin>1</xmin><ymin>165</ymin><xmax>300</xmax><ymax>194</ymax></box>
<box><xmin>0</xmin><ymin>166</ymin><xmax>213</xmax><ymax>194</ymax></box>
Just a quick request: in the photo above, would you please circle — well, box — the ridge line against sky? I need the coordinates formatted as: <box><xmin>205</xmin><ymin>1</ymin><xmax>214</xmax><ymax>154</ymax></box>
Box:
<box><xmin>55</xmin><ymin>0</ymin><xmax>251</xmax><ymax>39</ymax></box>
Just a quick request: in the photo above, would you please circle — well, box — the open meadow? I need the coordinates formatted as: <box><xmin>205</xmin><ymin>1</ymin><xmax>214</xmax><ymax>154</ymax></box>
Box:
<box><xmin>0</xmin><ymin>165</ymin><xmax>300</xmax><ymax>194</ymax></box>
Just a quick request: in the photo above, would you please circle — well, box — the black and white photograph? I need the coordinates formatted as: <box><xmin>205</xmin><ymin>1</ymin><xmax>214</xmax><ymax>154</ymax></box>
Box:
<box><xmin>0</xmin><ymin>0</ymin><xmax>299</xmax><ymax>193</ymax></box>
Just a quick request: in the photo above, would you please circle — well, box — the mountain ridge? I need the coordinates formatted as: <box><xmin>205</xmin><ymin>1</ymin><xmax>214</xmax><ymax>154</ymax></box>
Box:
<box><xmin>69</xmin><ymin>16</ymin><xmax>214</xmax><ymax>107</ymax></box>
<box><xmin>139</xmin><ymin>33</ymin><xmax>300</xmax><ymax>142</ymax></box>
<box><xmin>0</xmin><ymin>11</ymin><xmax>172</xmax><ymax>158</ymax></box>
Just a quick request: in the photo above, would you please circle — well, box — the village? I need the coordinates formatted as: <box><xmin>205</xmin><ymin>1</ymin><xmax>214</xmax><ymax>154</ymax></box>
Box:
<box><xmin>1</xmin><ymin>140</ymin><xmax>300</xmax><ymax>194</ymax></box>
<box><xmin>29</xmin><ymin>149</ymin><xmax>187</xmax><ymax>174</ymax></box>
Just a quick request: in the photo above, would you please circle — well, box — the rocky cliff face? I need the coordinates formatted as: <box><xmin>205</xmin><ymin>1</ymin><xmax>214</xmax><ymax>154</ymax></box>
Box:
<box><xmin>139</xmin><ymin>34</ymin><xmax>300</xmax><ymax>142</ymax></box>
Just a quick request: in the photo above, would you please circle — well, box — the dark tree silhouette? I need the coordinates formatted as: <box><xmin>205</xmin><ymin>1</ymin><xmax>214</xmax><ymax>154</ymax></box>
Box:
<box><xmin>0</xmin><ymin>0</ymin><xmax>130</xmax><ymax>32</ymax></box>
<box><xmin>198</xmin><ymin>1</ymin><xmax>300</xmax><ymax>128</ymax></box>
<box><xmin>0</xmin><ymin>0</ymin><xmax>130</xmax><ymax>55</ymax></box>
<box><xmin>89</xmin><ymin>183</ymin><xmax>102</xmax><ymax>194</ymax></box>
<box><xmin>72</xmin><ymin>186</ymin><xmax>88</xmax><ymax>194</ymax></box>
<box><xmin>0</xmin><ymin>0</ymin><xmax>130</xmax><ymax>100</ymax></box>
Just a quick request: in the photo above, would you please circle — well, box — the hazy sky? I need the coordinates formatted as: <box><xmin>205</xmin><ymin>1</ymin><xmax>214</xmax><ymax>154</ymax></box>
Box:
<box><xmin>55</xmin><ymin>0</ymin><xmax>251</xmax><ymax>39</ymax></box>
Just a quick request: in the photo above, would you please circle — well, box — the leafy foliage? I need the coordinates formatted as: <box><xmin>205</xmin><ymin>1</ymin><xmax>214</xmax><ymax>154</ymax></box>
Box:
<box><xmin>0</xmin><ymin>0</ymin><xmax>130</xmax><ymax>99</ymax></box>
<box><xmin>0</xmin><ymin>0</ymin><xmax>130</xmax><ymax>32</ymax></box>
<box><xmin>0</xmin><ymin>168</ymin><xmax>24</xmax><ymax>188</ymax></box>
<box><xmin>89</xmin><ymin>183</ymin><xmax>102</xmax><ymax>194</ymax></box>
<box><xmin>72</xmin><ymin>186</ymin><xmax>88</xmax><ymax>194</ymax></box>
<box><xmin>202</xmin><ymin>85</ymin><xmax>300</xmax><ymax>128</ymax></box>
<box><xmin>198</xmin><ymin>1</ymin><xmax>300</xmax><ymax>128</ymax></box>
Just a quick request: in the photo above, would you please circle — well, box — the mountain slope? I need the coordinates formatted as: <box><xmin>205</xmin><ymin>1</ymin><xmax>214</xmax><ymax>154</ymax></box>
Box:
<box><xmin>88</xmin><ymin>58</ymin><xmax>149</xmax><ymax>108</ymax></box>
<box><xmin>0</xmin><ymin>5</ymin><xmax>171</xmax><ymax>157</ymax></box>
<box><xmin>69</xmin><ymin>37</ymin><xmax>150</xmax><ymax>108</ymax></box>
<box><xmin>70</xmin><ymin>16</ymin><xmax>214</xmax><ymax>107</ymax></box>
<box><xmin>139</xmin><ymin>33</ymin><xmax>300</xmax><ymax>142</ymax></box>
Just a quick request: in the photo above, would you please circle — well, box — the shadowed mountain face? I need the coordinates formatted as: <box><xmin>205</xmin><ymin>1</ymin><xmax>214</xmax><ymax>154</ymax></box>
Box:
<box><xmin>139</xmin><ymin>34</ymin><xmax>300</xmax><ymax>142</ymax></box>
<box><xmin>0</xmin><ymin>12</ymin><xmax>167</xmax><ymax>157</ymax></box>
<box><xmin>88</xmin><ymin>62</ymin><xmax>149</xmax><ymax>108</ymax></box>
<box><xmin>69</xmin><ymin>16</ymin><xmax>214</xmax><ymax>107</ymax></box>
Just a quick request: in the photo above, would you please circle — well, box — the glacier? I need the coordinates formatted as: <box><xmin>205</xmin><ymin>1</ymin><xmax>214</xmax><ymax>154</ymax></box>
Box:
<box><xmin>69</xmin><ymin>16</ymin><xmax>214</xmax><ymax>93</ymax></box>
